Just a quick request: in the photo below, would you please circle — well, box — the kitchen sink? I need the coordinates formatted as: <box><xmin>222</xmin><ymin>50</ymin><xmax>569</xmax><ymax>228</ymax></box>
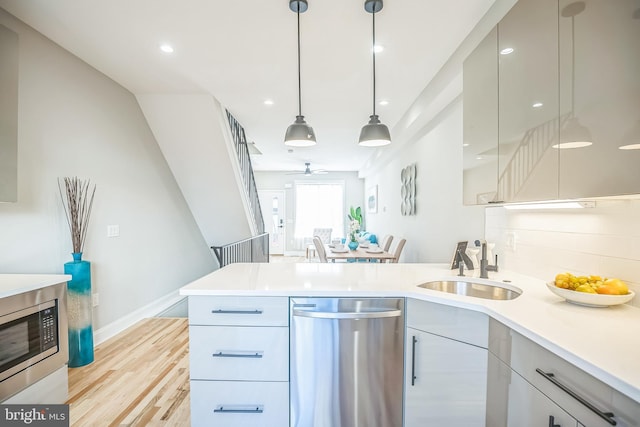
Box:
<box><xmin>417</xmin><ymin>280</ymin><xmax>522</xmax><ymax>300</ymax></box>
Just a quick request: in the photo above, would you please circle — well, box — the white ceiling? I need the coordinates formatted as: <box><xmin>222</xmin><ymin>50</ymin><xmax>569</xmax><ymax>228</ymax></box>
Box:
<box><xmin>0</xmin><ymin>0</ymin><xmax>495</xmax><ymax>172</ymax></box>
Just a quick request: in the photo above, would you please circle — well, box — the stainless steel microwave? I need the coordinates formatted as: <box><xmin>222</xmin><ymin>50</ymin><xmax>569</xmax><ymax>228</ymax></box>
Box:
<box><xmin>0</xmin><ymin>282</ymin><xmax>68</xmax><ymax>401</ymax></box>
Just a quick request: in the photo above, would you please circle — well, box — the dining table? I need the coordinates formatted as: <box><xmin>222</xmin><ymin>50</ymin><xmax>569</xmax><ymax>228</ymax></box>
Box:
<box><xmin>325</xmin><ymin>244</ymin><xmax>396</xmax><ymax>263</ymax></box>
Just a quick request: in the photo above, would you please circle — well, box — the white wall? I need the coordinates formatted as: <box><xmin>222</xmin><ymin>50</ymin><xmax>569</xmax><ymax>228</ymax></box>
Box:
<box><xmin>364</xmin><ymin>100</ymin><xmax>485</xmax><ymax>263</ymax></box>
<box><xmin>254</xmin><ymin>171</ymin><xmax>363</xmax><ymax>253</ymax></box>
<box><xmin>0</xmin><ymin>10</ymin><xmax>216</xmax><ymax>329</ymax></box>
<box><xmin>136</xmin><ymin>93</ymin><xmax>253</xmax><ymax>247</ymax></box>
<box><xmin>486</xmin><ymin>200</ymin><xmax>640</xmax><ymax>308</ymax></box>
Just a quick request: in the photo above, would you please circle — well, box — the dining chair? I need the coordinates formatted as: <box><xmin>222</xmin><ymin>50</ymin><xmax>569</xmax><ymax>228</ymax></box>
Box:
<box><xmin>312</xmin><ymin>228</ymin><xmax>332</xmax><ymax>244</ymax></box>
<box><xmin>313</xmin><ymin>236</ymin><xmax>328</xmax><ymax>263</ymax></box>
<box><xmin>380</xmin><ymin>234</ymin><xmax>394</xmax><ymax>252</ymax></box>
<box><xmin>389</xmin><ymin>238</ymin><xmax>406</xmax><ymax>263</ymax></box>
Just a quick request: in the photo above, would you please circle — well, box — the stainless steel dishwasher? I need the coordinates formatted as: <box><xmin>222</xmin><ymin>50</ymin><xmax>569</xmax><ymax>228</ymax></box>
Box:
<box><xmin>290</xmin><ymin>297</ymin><xmax>405</xmax><ymax>427</ymax></box>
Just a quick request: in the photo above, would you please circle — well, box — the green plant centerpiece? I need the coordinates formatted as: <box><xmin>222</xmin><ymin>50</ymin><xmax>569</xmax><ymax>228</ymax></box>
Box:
<box><xmin>347</xmin><ymin>206</ymin><xmax>363</xmax><ymax>248</ymax></box>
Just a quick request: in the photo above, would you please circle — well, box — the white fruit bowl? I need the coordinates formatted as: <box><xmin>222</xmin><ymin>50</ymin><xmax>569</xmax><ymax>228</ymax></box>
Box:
<box><xmin>546</xmin><ymin>282</ymin><xmax>635</xmax><ymax>307</ymax></box>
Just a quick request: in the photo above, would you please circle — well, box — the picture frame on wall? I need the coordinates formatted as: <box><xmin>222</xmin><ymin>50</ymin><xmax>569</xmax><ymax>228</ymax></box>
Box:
<box><xmin>367</xmin><ymin>185</ymin><xmax>378</xmax><ymax>213</ymax></box>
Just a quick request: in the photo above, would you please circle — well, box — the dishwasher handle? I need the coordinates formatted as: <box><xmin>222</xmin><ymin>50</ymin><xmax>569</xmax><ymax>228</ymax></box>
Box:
<box><xmin>292</xmin><ymin>308</ymin><xmax>402</xmax><ymax>319</ymax></box>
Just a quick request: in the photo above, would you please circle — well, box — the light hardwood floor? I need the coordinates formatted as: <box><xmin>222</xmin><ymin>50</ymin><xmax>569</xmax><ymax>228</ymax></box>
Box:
<box><xmin>66</xmin><ymin>318</ymin><xmax>191</xmax><ymax>426</ymax></box>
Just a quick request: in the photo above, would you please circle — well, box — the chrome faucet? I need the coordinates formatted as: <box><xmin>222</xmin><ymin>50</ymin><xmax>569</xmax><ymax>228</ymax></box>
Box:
<box><xmin>479</xmin><ymin>242</ymin><xmax>498</xmax><ymax>279</ymax></box>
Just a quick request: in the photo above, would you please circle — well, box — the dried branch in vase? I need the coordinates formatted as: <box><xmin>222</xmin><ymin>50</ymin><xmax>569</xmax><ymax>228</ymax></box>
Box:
<box><xmin>58</xmin><ymin>177</ymin><xmax>96</xmax><ymax>254</ymax></box>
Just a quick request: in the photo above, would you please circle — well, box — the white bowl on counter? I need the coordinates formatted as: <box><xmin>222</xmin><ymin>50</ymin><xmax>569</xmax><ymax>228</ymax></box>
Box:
<box><xmin>546</xmin><ymin>282</ymin><xmax>635</xmax><ymax>307</ymax></box>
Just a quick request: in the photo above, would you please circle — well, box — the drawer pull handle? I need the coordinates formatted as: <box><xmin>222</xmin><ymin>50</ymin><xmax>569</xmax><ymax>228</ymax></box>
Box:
<box><xmin>211</xmin><ymin>309</ymin><xmax>263</xmax><ymax>314</ymax></box>
<box><xmin>212</xmin><ymin>351</ymin><xmax>264</xmax><ymax>359</ymax></box>
<box><xmin>292</xmin><ymin>308</ymin><xmax>401</xmax><ymax>319</ymax></box>
<box><xmin>214</xmin><ymin>405</ymin><xmax>264</xmax><ymax>414</ymax></box>
<box><xmin>536</xmin><ymin>369</ymin><xmax>616</xmax><ymax>425</ymax></box>
<box><xmin>548</xmin><ymin>415</ymin><xmax>560</xmax><ymax>427</ymax></box>
<box><xmin>411</xmin><ymin>335</ymin><xmax>417</xmax><ymax>386</ymax></box>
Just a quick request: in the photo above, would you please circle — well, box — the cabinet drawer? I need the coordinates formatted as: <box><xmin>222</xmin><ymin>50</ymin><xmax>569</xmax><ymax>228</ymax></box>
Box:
<box><xmin>189</xmin><ymin>326</ymin><xmax>288</xmax><ymax>381</ymax></box>
<box><xmin>189</xmin><ymin>296</ymin><xmax>289</xmax><ymax>326</ymax></box>
<box><xmin>190</xmin><ymin>380</ymin><xmax>288</xmax><ymax>427</ymax></box>
<box><xmin>510</xmin><ymin>331</ymin><xmax>639</xmax><ymax>427</ymax></box>
<box><xmin>487</xmin><ymin>353</ymin><xmax>577</xmax><ymax>427</ymax></box>
<box><xmin>406</xmin><ymin>298</ymin><xmax>488</xmax><ymax>348</ymax></box>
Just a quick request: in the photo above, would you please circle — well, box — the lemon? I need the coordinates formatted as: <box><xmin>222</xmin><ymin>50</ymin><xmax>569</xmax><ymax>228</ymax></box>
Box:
<box><xmin>575</xmin><ymin>284</ymin><xmax>597</xmax><ymax>293</ymax></box>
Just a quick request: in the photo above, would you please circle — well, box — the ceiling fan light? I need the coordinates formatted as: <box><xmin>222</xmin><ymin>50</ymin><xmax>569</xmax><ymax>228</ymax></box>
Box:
<box><xmin>285</xmin><ymin>115</ymin><xmax>316</xmax><ymax>147</ymax></box>
<box><xmin>359</xmin><ymin>115</ymin><xmax>391</xmax><ymax>147</ymax></box>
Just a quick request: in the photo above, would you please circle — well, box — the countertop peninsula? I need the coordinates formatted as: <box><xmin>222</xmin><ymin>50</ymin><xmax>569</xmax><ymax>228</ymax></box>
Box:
<box><xmin>0</xmin><ymin>274</ymin><xmax>71</xmax><ymax>299</ymax></box>
<box><xmin>180</xmin><ymin>262</ymin><xmax>640</xmax><ymax>403</ymax></box>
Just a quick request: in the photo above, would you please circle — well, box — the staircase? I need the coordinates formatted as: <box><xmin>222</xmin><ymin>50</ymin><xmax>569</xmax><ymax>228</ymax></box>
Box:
<box><xmin>135</xmin><ymin>94</ymin><xmax>266</xmax><ymax>266</ymax></box>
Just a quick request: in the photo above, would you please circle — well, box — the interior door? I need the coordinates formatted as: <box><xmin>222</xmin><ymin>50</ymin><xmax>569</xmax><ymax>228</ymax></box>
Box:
<box><xmin>258</xmin><ymin>190</ymin><xmax>285</xmax><ymax>255</ymax></box>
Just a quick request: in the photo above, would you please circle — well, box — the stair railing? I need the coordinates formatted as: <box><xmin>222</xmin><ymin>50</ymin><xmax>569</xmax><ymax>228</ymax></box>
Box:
<box><xmin>212</xmin><ymin>233</ymin><xmax>270</xmax><ymax>268</ymax></box>
<box><xmin>225</xmin><ymin>110</ymin><xmax>265</xmax><ymax>234</ymax></box>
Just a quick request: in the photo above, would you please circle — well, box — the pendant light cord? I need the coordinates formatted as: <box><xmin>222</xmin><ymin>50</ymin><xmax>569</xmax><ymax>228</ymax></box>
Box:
<box><xmin>372</xmin><ymin>10</ymin><xmax>377</xmax><ymax>116</ymax></box>
<box><xmin>297</xmin><ymin>8</ymin><xmax>302</xmax><ymax>117</ymax></box>
<box><xmin>570</xmin><ymin>15</ymin><xmax>575</xmax><ymax>116</ymax></box>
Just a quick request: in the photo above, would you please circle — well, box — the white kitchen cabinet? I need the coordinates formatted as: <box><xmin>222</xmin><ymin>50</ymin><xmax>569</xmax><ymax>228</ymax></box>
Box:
<box><xmin>187</xmin><ymin>296</ymin><xmax>289</xmax><ymax>427</ymax></box>
<box><xmin>488</xmin><ymin>319</ymin><xmax>640</xmax><ymax>427</ymax></box>
<box><xmin>405</xmin><ymin>328</ymin><xmax>487</xmax><ymax>426</ymax></box>
<box><xmin>189</xmin><ymin>325</ymin><xmax>288</xmax><ymax>381</ymax></box>
<box><xmin>405</xmin><ymin>299</ymin><xmax>488</xmax><ymax>426</ymax></box>
<box><xmin>487</xmin><ymin>353</ymin><xmax>578</xmax><ymax>426</ymax></box>
<box><xmin>190</xmin><ymin>380</ymin><xmax>289</xmax><ymax>427</ymax></box>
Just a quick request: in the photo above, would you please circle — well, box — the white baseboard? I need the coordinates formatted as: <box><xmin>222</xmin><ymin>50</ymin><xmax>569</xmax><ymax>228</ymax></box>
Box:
<box><xmin>93</xmin><ymin>290</ymin><xmax>185</xmax><ymax>345</ymax></box>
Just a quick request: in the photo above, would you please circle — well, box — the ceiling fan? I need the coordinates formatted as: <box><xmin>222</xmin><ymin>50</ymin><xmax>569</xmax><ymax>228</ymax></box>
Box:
<box><xmin>287</xmin><ymin>162</ymin><xmax>328</xmax><ymax>176</ymax></box>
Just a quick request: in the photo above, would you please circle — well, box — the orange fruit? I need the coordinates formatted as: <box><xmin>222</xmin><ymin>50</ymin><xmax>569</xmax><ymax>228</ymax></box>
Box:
<box><xmin>596</xmin><ymin>278</ymin><xmax>629</xmax><ymax>295</ymax></box>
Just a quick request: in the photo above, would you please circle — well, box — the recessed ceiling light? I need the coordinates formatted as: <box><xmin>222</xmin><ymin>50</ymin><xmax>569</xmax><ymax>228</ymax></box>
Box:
<box><xmin>463</xmin><ymin>143</ymin><xmax>470</xmax><ymax>147</ymax></box>
<box><xmin>373</xmin><ymin>44</ymin><xmax>384</xmax><ymax>53</ymax></box>
<box><xmin>476</xmin><ymin>156</ymin><xmax>483</xmax><ymax>160</ymax></box>
<box><xmin>500</xmin><ymin>47</ymin><xmax>514</xmax><ymax>55</ymax></box>
<box><xmin>378</xmin><ymin>100</ymin><xmax>389</xmax><ymax>106</ymax></box>
<box><xmin>551</xmin><ymin>141</ymin><xmax>593</xmax><ymax>149</ymax></box>
<box><xmin>264</xmin><ymin>99</ymin><xmax>274</xmax><ymax>106</ymax></box>
<box><xmin>532</xmin><ymin>102</ymin><xmax>543</xmax><ymax>108</ymax></box>
<box><xmin>619</xmin><ymin>144</ymin><xmax>640</xmax><ymax>150</ymax></box>
<box><xmin>159</xmin><ymin>44</ymin><xmax>174</xmax><ymax>54</ymax></box>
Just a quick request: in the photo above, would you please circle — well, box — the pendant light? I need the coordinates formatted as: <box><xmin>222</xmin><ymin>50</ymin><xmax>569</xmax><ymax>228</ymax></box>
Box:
<box><xmin>556</xmin><ymin>1</ymin><xmax>593</xmax><ymax>149</ymax></box>
<box><xmin>359</xmin><ymin>0</ymin><xmax>391</xmax><ymax>147</ymax></box>
<box><xmin>284</xmin><ymin>0</ymin><xmax>316</xmax><ymax>147</ymax></box>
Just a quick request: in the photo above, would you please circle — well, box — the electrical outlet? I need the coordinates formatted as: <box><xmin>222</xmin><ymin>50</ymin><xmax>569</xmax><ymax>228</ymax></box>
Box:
<box><xmin>92</xmin><ymin>293</ymin><xmax>99</xmax><ymax>307</ymax></box>
<box><xmin>107</xmin><ymin>225</ymin><xmax>120</xmax><ymax>237</ymax></box>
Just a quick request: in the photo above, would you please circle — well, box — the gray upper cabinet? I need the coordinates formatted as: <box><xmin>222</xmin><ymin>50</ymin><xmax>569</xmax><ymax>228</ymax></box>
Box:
<box><xmin>558</xmin><ymin>0</ymin><xmax>640</xmax><ymax>199</ymax></box>
<box><xmin>497</xmin><ymin>0</ymin><xmax>559</xmax><ymax>203</ymax></box>
<box><xmin>463</xmin><ymin>0</ymin><xmax>640</xmax><ymax>205</ymax></box>
<box><xmin>463</xmin><ymin>27</ymin><xmax>499</xmax><ymax>205</ymax></box>
<box><xmin>0</xmin><ymin>24</ymin><xmax>19</xmax><ymax>203</ymax></box>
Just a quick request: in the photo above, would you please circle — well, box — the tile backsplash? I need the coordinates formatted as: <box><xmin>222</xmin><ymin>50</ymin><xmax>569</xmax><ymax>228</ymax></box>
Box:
<box><xmin>486</xmin><ymin>199</ymin><xmax>640</xmax><ymax>308</ymax></box>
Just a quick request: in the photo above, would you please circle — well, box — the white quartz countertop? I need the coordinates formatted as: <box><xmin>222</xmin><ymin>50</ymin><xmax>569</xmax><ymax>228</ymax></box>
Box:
<box><xmin>0</xmin><ymin>274</ymin><xmax>71</xmax><ymax>299</ymax></box>
<box><xmin>180</xmin><ymin>262</ymin><xmax>640</xmax><ymax>403</ymax></box>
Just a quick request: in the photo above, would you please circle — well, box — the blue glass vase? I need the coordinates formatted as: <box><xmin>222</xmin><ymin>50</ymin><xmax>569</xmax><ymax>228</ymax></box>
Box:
<box><xmin>348</xmin><ymin>241</ymin><xmax>359</xmax><ymax>251</ymax></box>
<box><xmin>64</xmin><ymin>252</ymin><xmax>94</xmax><ymax>367</ymax></box>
